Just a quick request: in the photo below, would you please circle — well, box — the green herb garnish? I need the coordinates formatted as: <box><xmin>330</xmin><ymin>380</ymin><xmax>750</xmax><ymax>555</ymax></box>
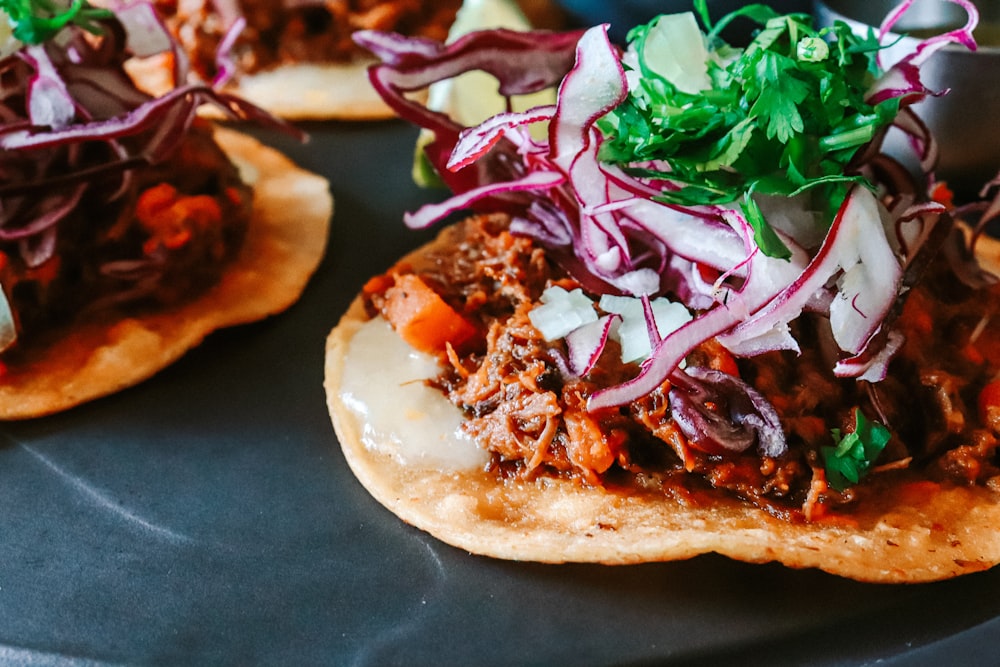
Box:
<box><xmin>597</xmin><ymin>0</ymin><xmax>898</xmax><ymax>259</ymax></box>
<box><xmin>1</xmin><ymin>0</ymin><xmax>111</xmax><ymax>45</ymax></box>
<box><xmin>822</xmin><ymin>408</ymin><xmax>892</xmax><ymax>491</ymax></box>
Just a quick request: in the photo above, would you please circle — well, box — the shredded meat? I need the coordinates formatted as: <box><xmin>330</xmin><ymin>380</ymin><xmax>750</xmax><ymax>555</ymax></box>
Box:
<box><xmin>152</xmin><ymin>0</ymin><xmax>462</xmax><ymax>80</ymax></box>
<box><xmin>365</xmin><ymin>214</ymin><xmax>1000</xmax><ymax>521</ymax></box>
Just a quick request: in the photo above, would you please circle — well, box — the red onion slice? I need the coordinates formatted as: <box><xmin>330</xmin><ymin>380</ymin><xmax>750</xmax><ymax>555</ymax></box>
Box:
<box><xmin>566</xmin><ymin>314</ymin><xmax>619</xmax><ymax>376</ymax></box>
<box><xmin>721</xmin><ymin>186</ymin><xmax>902</xmax><ymax>357</ymax></box>
<box><xmin>668</xmin><ymin>367</ymin><xmax>787</xmax><ymax>457</ymax></box>
<box><xmin>448</xmin><ymin>106</ymin><xmax>556</xmax><ymax>171</ymax></box>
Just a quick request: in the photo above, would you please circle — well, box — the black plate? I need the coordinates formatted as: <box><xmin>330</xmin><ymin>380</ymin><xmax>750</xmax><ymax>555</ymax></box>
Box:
<box><xmin>1</xmin><ymin>121</ymin><xmax>998</xmax><ymax>666</ymax></box>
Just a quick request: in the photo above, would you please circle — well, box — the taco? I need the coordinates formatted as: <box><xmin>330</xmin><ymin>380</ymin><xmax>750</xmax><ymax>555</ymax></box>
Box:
<box><xmin>324</xmin><ymin>3</ymin><xmax>1000</xmax><ymax>582</ymax></box>
<box><xmin>0</xmin><ymin>3</ymin><xmax>331</xmax><ymax>418</ymax></box>
<box><xmin>116</xmin><ymin>0</ymin><xmax>463</xmax><ymax>120</ymax></box>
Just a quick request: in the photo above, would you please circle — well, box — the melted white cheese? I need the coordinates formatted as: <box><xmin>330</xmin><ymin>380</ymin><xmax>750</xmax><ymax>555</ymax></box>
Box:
<box><xmin>339</xmin><ymin>317</ymin><xmax>490</xmax><ymax>471</ymax></box>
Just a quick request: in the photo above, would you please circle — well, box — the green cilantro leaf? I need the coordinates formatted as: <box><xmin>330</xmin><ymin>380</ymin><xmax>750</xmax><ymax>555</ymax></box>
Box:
<box><xmin>821</xmin><ymin>408</ymin><xmax>892</xmax><ymax>491</ymax></box>
<box><xmin>742</xmin><ymin>181</ymin><xmax>792</xmax><ymax>259</ymax></box>
<box><xmin>748</xmin><ymin>51</ymin><xmax>808</xmax><ymax>143</ymax></box>
<box><xmin>1</xmin><ymin>0</ymin><xmax>111</xmax><ymax>45</ymax></box>
<box><xmin>598</xmin><ymin>3</ymin><xmax>892</xmax><ymax>259</ymax></box>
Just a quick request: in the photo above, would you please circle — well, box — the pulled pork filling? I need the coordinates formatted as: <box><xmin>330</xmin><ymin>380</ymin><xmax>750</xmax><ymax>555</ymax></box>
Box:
<box><xmin>152</xmin><ymin>0</ymin><xmax>462</xmax><ymax>81</ymax></box>
<box><xmin>364</xmin><ymin>214</ymin><xmax>1000</xmax><ymax>522</ymax></box>
<box><xmin>0</xmin><ymin>119</ymin><xmax>252</xmax><ymax>356</ymax></box>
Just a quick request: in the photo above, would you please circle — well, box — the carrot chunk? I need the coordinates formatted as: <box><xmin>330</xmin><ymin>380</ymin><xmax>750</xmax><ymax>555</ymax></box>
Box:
<box><xmin>702</xmin><ymin>337</ymin><xmax>740</xmax><ymax>377</ymax></box>
<box><xmin>136</xmin><ymin>183</ymin><xmax>223</xmax><ymax>255</ymax></box>
<box><xmin>383</xmin><ymin>273</ymin><xmax>477</xmax><ymax>355</ymax></box>
<box><xmin>978</xmin><ymin>379</ymin><xmax>1000</xmax><ymax>425</ymax></box>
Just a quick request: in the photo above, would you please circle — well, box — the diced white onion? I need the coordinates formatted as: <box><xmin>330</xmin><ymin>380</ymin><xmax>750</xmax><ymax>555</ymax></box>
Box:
<box><xmin>599</xmin><ymin>294</ymin><xmax>692</xmax><ymax>363</ymax></box>
<box><xmin>530</xmin><ymin>287</ymin><xmax>693</xmax><ymax>368</ymax></box>
<box><xmin>528</xmin><ymin>286</ymin><xmax>598</xmax><ymax>340</ymax></box>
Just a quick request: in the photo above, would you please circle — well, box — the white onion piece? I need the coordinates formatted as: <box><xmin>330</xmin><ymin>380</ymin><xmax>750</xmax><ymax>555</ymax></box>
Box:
<box><xmin>528</xmin><ymin>286</ymin><xmax>598</xmax><ymax>341</ymax></box>
<box><xmin>600</xmin><ymin>294</ymin><xmax>692</xmax><ymax>364</ymax></box>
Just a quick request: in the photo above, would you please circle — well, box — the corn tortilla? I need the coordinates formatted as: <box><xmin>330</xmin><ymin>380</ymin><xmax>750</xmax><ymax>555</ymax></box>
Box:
<box><xmin>324</xmin><ymin>225</ymin><xmax>1000</xmax><ymax>583</ymax></box>
<box><xmin>126</xmin><ymin>55</ymin><xmax>401</xmax><ymax>121</ymax></box>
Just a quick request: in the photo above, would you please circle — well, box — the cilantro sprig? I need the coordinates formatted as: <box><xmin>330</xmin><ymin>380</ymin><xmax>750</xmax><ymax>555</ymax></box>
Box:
<box><xmin>1</xmin><ymin>0</ymin><xmax>111</xmax><ymax>45</ymax></box>
<box><xmin>821</xmin><ymin>408</ymin><xmax>892</xmax><ymax>491</ymax></box>
<box><xmin>597</xmin><ymin>0</ymin><xmax>897</xmax><ymax>258</ymax></box>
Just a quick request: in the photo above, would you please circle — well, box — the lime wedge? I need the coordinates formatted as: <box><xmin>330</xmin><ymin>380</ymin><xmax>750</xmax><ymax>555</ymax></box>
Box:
<box><xmin>412</xmin><ymin>0</ymin><xmax>557</xmax><ymax>187</ymax></box>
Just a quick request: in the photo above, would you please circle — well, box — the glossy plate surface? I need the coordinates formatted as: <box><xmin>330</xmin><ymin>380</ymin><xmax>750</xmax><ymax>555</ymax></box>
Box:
<box><xmin>0</xmin><ymin>122</ymin><xmax>997</xmax><ymax>666</ymax></box>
